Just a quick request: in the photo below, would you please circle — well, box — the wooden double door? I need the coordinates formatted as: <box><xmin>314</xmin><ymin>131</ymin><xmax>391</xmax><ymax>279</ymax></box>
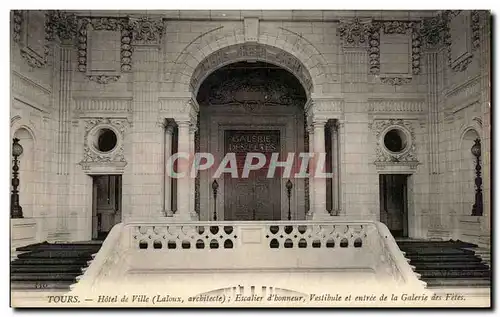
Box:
<box><xmin>224</xmin><ymin>130</ymin><xmax>281</xmax><ymax>221</ymax></box>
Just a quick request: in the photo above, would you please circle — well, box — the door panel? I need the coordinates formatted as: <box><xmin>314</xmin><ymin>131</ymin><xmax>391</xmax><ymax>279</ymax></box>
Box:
<box><xmin>224</xmin><ymin>130</ymin><xmax>281</xmax><ymax>221</ymax></box>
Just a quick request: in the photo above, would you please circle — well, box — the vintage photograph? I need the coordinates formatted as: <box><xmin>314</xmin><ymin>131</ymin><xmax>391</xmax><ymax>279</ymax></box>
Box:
<box><xmin>9</xmin><ymin>8</ymin><xmax>491</xmax><ymax>308</ymax></box>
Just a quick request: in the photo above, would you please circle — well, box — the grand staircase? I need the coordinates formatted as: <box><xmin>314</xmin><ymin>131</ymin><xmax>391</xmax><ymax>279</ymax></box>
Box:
<box><xmin>396</xmin><ymin>240</ymin><xmax>491</xmax><ymax>295</ymax></box>
<box><xmin>11</xmin><ymin>241</ymin><xmax>103</xmax><ymax>291</ymax></box>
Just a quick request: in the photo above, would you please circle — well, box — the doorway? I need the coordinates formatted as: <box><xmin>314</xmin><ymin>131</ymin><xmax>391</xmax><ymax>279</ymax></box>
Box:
<box><xmin>379</xmin><ymin>174</ymin><xmax>409</xmax><ymax>238</ymax></box>
<box><xmin>224</xmin><ymin>130</ymin><xmax>281</xmax><ymax>220</ymax></box>
<box><xmin>92</xmin><ymin>175</ymin><xmax>122</xmax><ymax>240</ymax></box>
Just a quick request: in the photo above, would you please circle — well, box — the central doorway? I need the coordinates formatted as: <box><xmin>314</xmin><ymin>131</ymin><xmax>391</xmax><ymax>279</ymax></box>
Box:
<box><xmin>224</xmin><ymin>130</ymin><xmax>281</xmax><ymax>220</ymax></box>
<box><xmin>196</xmin><ymin>61</ymin><xmax>308</xmax><ymax>221</ymax></box>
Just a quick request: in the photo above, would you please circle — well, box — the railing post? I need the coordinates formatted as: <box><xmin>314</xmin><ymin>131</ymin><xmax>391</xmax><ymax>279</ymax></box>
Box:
<box><xmin>212</xmin><ymin>179</ymin><xmax>219</xmax><ymax>221</ymax></box>
<box><xmin>286</xmin><ymin>179</ymin><xmax>293</xmax><ymax>220</ymax></box>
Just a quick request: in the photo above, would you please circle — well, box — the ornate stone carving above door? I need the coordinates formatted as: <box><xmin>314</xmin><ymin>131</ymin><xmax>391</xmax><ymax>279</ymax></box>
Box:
<box><xmin>369</xmin><ymin>119</ymin><xmax>419</xmax><ymax>171</ymax></box>
<box><xmin>196</xmin><ymin>61</ymin><xmax>307</xmax><ymax>108</ymax></box>
<box><xmin>80</xmin><ymin>118</ymin><xmax>129</xmax><ymax>174</ymax></box>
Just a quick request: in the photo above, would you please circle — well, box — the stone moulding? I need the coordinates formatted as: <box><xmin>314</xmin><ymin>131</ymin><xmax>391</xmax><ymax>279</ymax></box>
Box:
<box><xmin>368</xmin><ymin>98</ymin><xmax>425</xmax><ymax>113</ymax></box>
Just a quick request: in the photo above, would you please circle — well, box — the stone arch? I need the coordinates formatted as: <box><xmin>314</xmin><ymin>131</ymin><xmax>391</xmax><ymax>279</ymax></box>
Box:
<box><xmin>10</xmin><ymin>115</ymin><xmax>37</xmax><ymax>145</ymax></box>
<box><xmin>168</xmin><ymin>25</ymin><xmax>331</xmax><ymax>96</ymax></box>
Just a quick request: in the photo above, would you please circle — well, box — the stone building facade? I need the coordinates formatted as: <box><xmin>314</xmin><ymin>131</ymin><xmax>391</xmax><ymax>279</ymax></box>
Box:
<box><xmin>10</xmin><ymin>10</ymin><xmax>491</xmax><ymax>247</ymax></box>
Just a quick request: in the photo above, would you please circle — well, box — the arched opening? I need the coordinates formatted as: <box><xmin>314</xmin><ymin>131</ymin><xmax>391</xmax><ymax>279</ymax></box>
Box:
<box><xmin>13</xmin><ymin>128</ymin><xmax>35</xmax><ymax>218</ymax></box>
<box><xmin>196</xmin><ymin>61</ymin><xmax>308</xmax><ymax>221</ymax></box>
<box><xmin>460</xmin><ymin>129</ymin><xmax>481</xmax><ymax>215</ymax></box>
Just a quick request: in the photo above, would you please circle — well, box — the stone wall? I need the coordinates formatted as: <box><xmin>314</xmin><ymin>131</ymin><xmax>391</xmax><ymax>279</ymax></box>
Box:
<box><xmin>9</xmin><ymin>10</ymin><xmax>491</xmax><ymax>243</ymax></box>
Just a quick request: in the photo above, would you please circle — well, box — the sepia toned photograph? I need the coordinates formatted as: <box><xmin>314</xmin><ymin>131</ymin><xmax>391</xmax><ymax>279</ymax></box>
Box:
<box><xmin>8</xmin><ymin>7</ymin><xmax>492</xmax><ymax>308</ymax></box>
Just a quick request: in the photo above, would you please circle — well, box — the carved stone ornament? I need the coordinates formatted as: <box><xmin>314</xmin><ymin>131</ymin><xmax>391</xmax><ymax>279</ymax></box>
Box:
<box><xmin>87</xmin><ymin>75</ymin><xmax>120</xmax><ymax>84</ymax></box>
<box><xmin>13</xmin><ymin>10</ymin><xmax>54</xmax><ymax>68</ymax></box>
<box><xmin>380</xmin><ymin>77</ymin><xmax>412</xmax><ymax>86</ymax></box>
<box><xmin>421</xmin><ymin>13</ymin><xmax>448</xmax><ymax>47</ymax></box>
<box><xmin>77</xmin><ymin>16</ymin><xmax>133</xmax><ymax>83</ymax></box>
<box><xmin>129</xmin><ymin>16</ymin><xmax>165</xmax><ymax>45</ymax></box>
<box><xmin>422</xmin><ymin>10</ymin><xmax>481</xmax><ymax>72</ymax></box>
<box><xmin>197</xmin><ymin>65</ymin><xmax>307</xmax><ymax>108</ymax></box>
<box><xmin>190</xmin><ymin>43</ymin><xmax>313</xmax><ymax>94</ymax></box>
<box><xmin>370</xmin><ymin>20</ymin><xmax>422</xmax><ymax>79</ymax></box>
<box><xmin>46</xmin><ymin>10</ymin><xmax>78</xmax><ymax>41</ymax></box>
<box><xmin>369</xmin><ymin>119</ymin><xmax>418</xmax><ymax>164</ymax></box>
<box><xmin>338</xmin><ymin>18</ymin><xmax>372</xmax><ymax>47</ymax></box>
<box><xmin>12</xmin><ymin>10</ymin><xmax>22</xmax><ymax>43</ymax></box>
<box><xmin>80</xmin><ymin>118</ymin><xmax>128</xmax><ymax>172</ymax></box>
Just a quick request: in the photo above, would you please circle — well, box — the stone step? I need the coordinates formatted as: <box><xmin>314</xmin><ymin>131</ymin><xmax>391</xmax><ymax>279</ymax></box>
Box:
<box><xmin>16</xmin><ymin>241</ymin><xmax>103</xmax><ymax>252</ymax></box>
<box><xmin>11</xmin><ymin>280</ymin><xmax>75</xmax><ymax>290</ymax></box>
<box><xmin>16</xmin><ymin>250</ymin><xmax>95</xmax><ymax>259</ymax></box>
<box><xmin>11</xmin><ymin>272</ymin><xmax>80</xmax><ymax>282</ymax></box>
<box><xmin>424</xmin><ymin>277</ymin><xmax>491</xmax><ymax>287</ymax></box>
<box><xmin>11</xmin><ymin>265</ymin><xmax>85</xmax><ymax>273</ymax></box>
<box><xmin>409</xmin><ymin>262</ymin><xmax>489</xmax><ymax>270</ymax></box>
<box><xmin>408</xmin><ymin>255</ymin><xmax>482</xmax><ymax>263</ymax></box>
<box><xmin>418</xmin><ymin>269</ymin><xmax>490</xmax><ymax>279</ymax></box>
<box><xmin>12</xmin><ymin>258</ymin><xmax>90</xmax><ymax>266</ymax></box>
<box><xmin>402</xmin><ymin>248</ymin><xmax>475</xmax><ymax>256</ymax></box>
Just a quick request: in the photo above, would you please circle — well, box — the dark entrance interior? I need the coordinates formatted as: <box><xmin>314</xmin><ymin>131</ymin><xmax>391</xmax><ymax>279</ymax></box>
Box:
<box><xmin>224</xmin><ymin>130</ymin><xmax>281</xmax><ymax>221</ymax></box>
<box><xmin>92</xmin><ymin>175</ymin><xmax>122</xmax><ymax>240</ymax></box>
<box><xmin>379</xmin><ymin>174</ymin><xmax>409</xmax><ymax>238</ymax></box>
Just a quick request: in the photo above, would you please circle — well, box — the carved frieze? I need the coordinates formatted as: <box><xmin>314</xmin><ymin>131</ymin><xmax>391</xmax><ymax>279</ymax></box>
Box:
<box><xmin>129</xmin><ymin>16</ymin><xmax>165</xmax><ymax>45</ymax></box>
<box><xmin>380</xmin><ymin>77</ymin><xmax>412</xmax><ymax>86</ymax></box>
<box><xmin>368</xmin><ymin>98</ymin><xmax>425</xmax><ymax>113</ymax></box>
<box><xmin>77</xmin><ymin>16</ymin><xmax>133</xmax><ymax>84</ymax></box>
<box><xmin>369</xmin><ymin>119</ymin><xmax>418</xmax><ymax>164</ymax></box>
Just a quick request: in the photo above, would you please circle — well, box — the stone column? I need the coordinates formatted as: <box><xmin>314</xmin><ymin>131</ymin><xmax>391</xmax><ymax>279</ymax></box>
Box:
<box><xmin>164</xmin><ymin>123</ymin><xmax>174</xmax><ymax>216</ymax></box>
<box><xmin>307</xmin><ymin>125</ymin><xmax>315</xmax><ymax>216</ymax></box>
<box><xmin>189</xmin><ymin>123</ymin><xmax>197</xmax><ymax>215</ymax></box>
<box><xmin>52</xmin><ymin>42</ymin><xmax>73</xmax><ymax>240</ymax></box>
<box><xmin>174</xmin><ymin>120</ymin><xmax>197</xmax><ymax>221</ymax></box>
<box><xmin>331</xmin><ymin>121</ymin><xmax>340</xmax><ymax>215</ymax></box>
<box><xmin>312</xmin><ymin>120</ymin><xmax>329</xmax><ymax>219</ymax></box>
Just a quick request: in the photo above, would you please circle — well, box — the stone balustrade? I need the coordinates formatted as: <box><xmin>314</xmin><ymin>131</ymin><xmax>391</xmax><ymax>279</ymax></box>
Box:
<box><xmin>71</xmin><ymin>220</ymin><xmax>427</xmax><ymax>303</ymax></box>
